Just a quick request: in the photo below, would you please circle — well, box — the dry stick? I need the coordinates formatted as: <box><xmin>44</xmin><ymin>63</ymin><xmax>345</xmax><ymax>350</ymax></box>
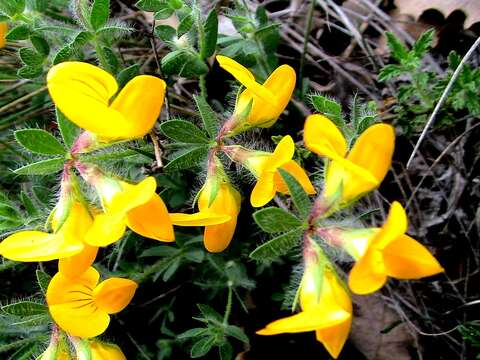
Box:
<box><xmin>298</xmin><ymin>0</ymin><xmax>316</xmax><ymax>95</ymax></box>
<box><xmin>0</xmin><ymin>86</ymin><xmax>47</xmax><ymax>114</ymax></box>
<box><xmin>406</xmin><ymin>35</ymin><xmax>480</xmax><ymax>169</ymax></box>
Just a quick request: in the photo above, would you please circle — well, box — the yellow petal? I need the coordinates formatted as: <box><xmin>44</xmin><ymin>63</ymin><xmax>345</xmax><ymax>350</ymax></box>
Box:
<box><xmin>59</xmin><ymin>244</ymin><xmax>99</xmax><ymax>279</ymax></box>
<box><xmin>347</xmin><ymin>123</ymin><xmax>395</xmax><ymax>183</ymax></box>
<box><xmin>93</xmin><ymin>278</ymin><xmax>138</xmax><ymax>314</ymax></box>
<box><xmin>89</xmin><ymin>341</ymin><xmax>126</xmax><ymax>360</ymax></box>
<box><xmin>47</xmin><ymin>62</ymin><xmax>120</xmax><ymax>137</ymax></box>
<box><xmin>110</xmin><ymin>75</ymin><xmax>166</xmax><ymax>139</ymax></box>
<box><xmin>275</xmin><ymin>160</ymin><xmax>316</xmax><ymax>195</ymax></box>
<box><xmin>170</xmin><ymin>212</ymin><xmax>231</xmax><ymax>226</ymax></box>
<box><xmin>250</xmin><ymin>171</ymin><xmax>276</xmax><ymax>207</ymax></box>
<box><xmin>304</xmin><ymin>114</ymin><xmax>347</xmax><ymax>159</ymax></box>
<box><xmin>374</xmin><ymin>201</ymin><xmax>408</xmax><ymax>249</ymax></box>
<box><xmin>256</xmin><ymin>305</ymin><xmax>350</xmax><ymax>335</ymax></box>
<box><xmin>0</xmin><ymin>231</ymin><xmax>83</xmax><ymax>262</ymax></box>
<box><xmin>107</xmin><ymin>177</ymin><xmax>157</xmax><ymax>213</ymax></box>
<box><xmin>348</xmin><ymin>249</ymin><xmax>387</xmax><ymax>295</ymax></box>
<box><xmin>383</xmin><ymin>234</ymin><xmax>444</xmax><ymax>279</ymax></box>
<box><xmin>204</xmin><ymin>217</ymin><xmax>238</xmax><ymax>253</ymax></box>
<box><xmin>0</xmin><ymin>23</ymin><xmax>7</xmax><ymax>48</ymax></box>
<box><xmin>126</xmin><ymin>194</ymin><xmax>175</xmax><ymax>242</ymax></box>
<box><xmin>47</xmin><ymin>267</ymin><xmax>110</xmax><ymax>338</ymax></box>
<box><xmin>316</xmin><ymin>318</ymin><xmax>352</xmax><ymax>359</ymax></box>
<box><xmin>216</xmin><ymin>55</ymin><xmax>275</xmax><ymax>105</ymax></box>
<box><xmin>85</xmin><ymin>212</ymin><xmax>127</xmax><ymax>247</ymax></box>
<box><xmin>268</xmin><ymin>135</ymin><xmax>295</xmax><ymax>170</ymax></box>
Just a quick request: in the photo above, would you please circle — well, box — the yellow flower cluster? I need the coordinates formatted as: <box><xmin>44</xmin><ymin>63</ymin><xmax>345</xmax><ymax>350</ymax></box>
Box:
<box><xmin>0</xmin><ymin>55</ymin><xmax>443</xmax><ymax>358</ymax></box>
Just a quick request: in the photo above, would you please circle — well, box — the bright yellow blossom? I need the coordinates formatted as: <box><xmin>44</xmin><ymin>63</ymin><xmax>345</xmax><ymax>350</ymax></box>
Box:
<box><xmin>47</xmin><ymin>267</ymin><xmax>137</xmax><ymax>338</ymax></box>
<box><xmin>89</xmin><ymin>341</ymin><xmax>126</xmax><ymax>360</ymax></box>
<box><xmin>304</xmin><ymin>114</ymin><xmax>394</xmax><ymax>206</ymax></box>
<box><xmin>348</xmin><ymin>201</ymin><xmax>444</xmax><ymax>294</ymax></box>
<box><xmin>170</xmin><ymin>163</ymin><xmax>240</xmax><ymax>252</ymax></box>
<box><xmin>216</xmin><ymin>55</ymin><xmax>295</xmax><ymax>134</ymax></box>
<box><xmin>240</xmin><ymin>135</ymin><xmax>315</xmax><ymax>207</ymax></box>
<box><xmin>257</xmin><ymin>239</ymin><xmax>352</xmax><ymax>358</ymax></box>
<box><xmin>0</xmin><ymin>23</ymin><xmax>7</xmax><ymax>48</ymax></box>
<box><xmin>47</xmin><ymin>61</ymin><xmax>166</xmax><ymax>141</ymax></box>
<box><xmin>78</xmin><ymin>166</ymin><xmax>174</xmax><ymax>246</ymax></box>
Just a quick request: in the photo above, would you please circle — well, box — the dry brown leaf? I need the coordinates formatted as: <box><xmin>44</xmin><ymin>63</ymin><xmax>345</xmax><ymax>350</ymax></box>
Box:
<box><xmin>394</xmin><ymin>0</ymin><xmax>480</xmax><ymax>28</ymax></box>
<box><xmin>350</xmin><ymin>294</ymin><xmax>415</xmax><ymax>360</ymax></box>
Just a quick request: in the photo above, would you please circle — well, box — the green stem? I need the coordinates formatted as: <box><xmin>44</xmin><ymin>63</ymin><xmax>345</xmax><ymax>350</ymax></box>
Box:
<box><xmin>199</xmin><ymin>74</ymin><xmax>207</xmax><ymax>99</ymax></box>
<box><xmin>94</xmin><ymin>38</ymin><xmax>109</xmax><ymax>70</ymax></box>
<box><xmin>223</xmin><ymin>284</ymin><xmax>233</xmax><ymax>325</ymax></box>
<box><xmin>298</xmin><ymin>0</ymin><xmax>316</xmax><ymax>97</ymax></box>
<box><xmin>194</xmin><ymin>2</ymin><xmax>208</xmax><ymax>99</ymax></box>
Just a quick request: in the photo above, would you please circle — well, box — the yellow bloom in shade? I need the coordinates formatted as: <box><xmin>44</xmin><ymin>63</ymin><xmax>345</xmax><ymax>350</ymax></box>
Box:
<box><xmin>0</xmin><ymin>23</ymin><xmax>7</xmax><ymax>48</ymax></box>
<box><xmin>79</xmin><ymin>167</ymin><xmax>174</xmax><ymax>246</ymax></box>
<box><xmin>89</xmin><ymin>341</ymin><xmax>127</xmax><ymax>360</ymax></box>
<box><xmin>304</xmin><ymin>114</ymin><xmax>395</xmax><ymax>206</ymax></box>
<box><xmin>257</xmin><ymin>239</ymin><xmax>352</xmax><ymax>358</ymax></box>
<box><xmin>348</xmin><ymin>201</ymin><xmax>444</xmax><ymax>295</ymax></box>
<box><xmin>47</xmin><ymin>61</ymin><xmax>166</xmax><ymax>141</ymax></box>
<box><xmin>216</xmin><ymin>55</ymin><xmax>296</xmax><ymax>134</ymax></box>
<box><xmin>47</xmin><ymin>267</ymin><xmax>137</xmax><ymax>338</ymax></box>
<box><xmin>170</xmin><ymin>160</ymin><xmax>241</xmax><ymax>252</ymax></box>
<box><xmin>242</xmin><ymin>135</ymin><xmax>315</xmax><ymax>207</ymax></box>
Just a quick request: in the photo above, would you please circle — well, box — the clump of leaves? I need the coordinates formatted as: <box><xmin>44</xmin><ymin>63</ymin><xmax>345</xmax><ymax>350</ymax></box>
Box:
<box><xmin>379</xmin><ymin>29</ymin><xmax>480</xmax><ymax>135</ymax></box>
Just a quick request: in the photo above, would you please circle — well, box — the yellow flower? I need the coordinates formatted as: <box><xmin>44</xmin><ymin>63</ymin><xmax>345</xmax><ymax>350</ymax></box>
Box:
<box><xmin>304</xmin><ymin>114</ymin><xmax>395</xmax><ymax>206</ymax></box>
<box><xmin>80</xmin><ymin>169</ymin><xmax>174</xmax><ymax>246</ymax></box>
<box><xmin>89</xmin><ymin>341</ymin><xmax>126</xmax><ymax>360</ymax></box>
<box><xmin>170</xmin><ymin>167</ymin><xmax>240</xmax><ymax>252</ymax></box>
<box><xmin>39</xmin><ymin>348</ymin><xmax>71</xmax><ymax>360</ymax></box>
<box><xmin>257</xmin><ymin>239</ymin><xmax>352</xmax><ymax>358</ymax></box>
<box><xmin>244</xmin><ymin>135</ymin><xmax>315</xmax><ymax>207</ymax></box>
<box><xmin>348</xmin><ymin>201</ymin><xmax>444</xmax><ymax>295</ymax></box>
<box><xmin>216</xmin><ymin>55</ymin><xmax>296</xmax><ymax>134</ymax></box>
<box><xmin>0</xmin><ymin>23</ymin><xmax>7</xmax><ymax>48</ymax></box>
<box><xmin>47</xmin><ymin>267</ymin><xmax>137</xmax><ymax>338</ymax></box>
<box><xmin>47</xmin><ymin>62</ymin><xmax>166</xmax><ymax>141</ymax></box>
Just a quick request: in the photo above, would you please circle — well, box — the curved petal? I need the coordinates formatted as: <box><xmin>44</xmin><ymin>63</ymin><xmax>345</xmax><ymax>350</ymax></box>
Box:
<box><xmin>90</xmin><ymin>341</ymin><xmax>126</xmax><ymax>360</ymax></box>
<box><xmin>383</xmin><ymin>234</ymin><xmax>444</xmax><ymax>279</ymax></box>
<box><xmin>110</xmin><ymin>75</ymin><xmax>166</xmax><ymax>139</ymax></box>
<box><xmin>348</xmin><ymin>124</ymin><xmax>395</xmax><ymax>183</ymax></box>
<box><xmin>304</xmin><ymin>115</ymin><xmax>347</xmax><ymax>159</ymax></box>
<box><xmin>85</xmin><ymin>212</ymin><xmax>127</xmax><ymax>247</ymax></box>
<box><xmin>107</xmin><ymin>177</ymin><xmax>157</xmax><ymax>213</ymax></box>
<box><xmin>374</xmin><ymin>201</ymin><xmax>408</xmax><ymax>249</ymax></box>
<box><xmin>126</xmin><ymin>194</ymin><xmax>175</xmax><ymax>242</ymax></box>
<box><xmin>275</xmin><ymin>160</ymin><xmax>316</xmax><ymax>195</ymax></box>
<box><xmin>47</xmin><ymin>267</ymin><xmax>99</xmax><ymax>305</ymax></box>
<box><xmin>250</xmin><ymin>171</ymin><xmax>276</xmax><ymax>207</ymax></box>
<box><xmin>348</xmin><ymin>250</ymin><xmax>387</xmax><ymax>295</ymax></box>
<box><xmin>59</xmin><ymin>244</ymin><xmax>99</xmax><ymax>279</ymax></box>
<box><xmin>216</xmin><ymin>55</ymin><xmax>275</xmax><ymax>104</ymax></box>
<box><xmin>315</xmin><ymin>318</ymin><xmax>352</xmax><ymax>359</ymax></box>
<box><xmin>0</xmin><ymin>231</ymin><xmax>83</xmax><ymax>262</ymax></box>
<box><xmin>269</xmin><ymin>135</ymin><xmax>295</xmax><ymax>169</ymax></box>
<box><xmin>93</xmin><ymin>278</ymin><xmax>138</xmax><ymax>314</ymax></box>
<box><xmin>47</xmin><ymin>62</ymin><xmax>120</xmax><ymax>137</ymax></box>
<box><xmin>170</xmin><ymin>212</ymin><xmax>231</xmax><ymax>226</ymax></box>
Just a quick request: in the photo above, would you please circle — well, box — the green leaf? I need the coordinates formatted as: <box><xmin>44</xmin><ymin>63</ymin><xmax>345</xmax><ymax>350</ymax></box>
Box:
<box><xmin>310</xmin><ymin>95</ymin><xmax>344</xmax><ymax>128</ymax></box>
<box><xmin>14</xmin><ymin>158</ymin><xmax>65</xmax><ymax>175</ymax></box>
<box><xmin>224</xmin><ymin>325</ymin><xmax>249</xmax><ymax>344</ymax></box>
<box><xmin>177</xmin><ymin>14</ymin><xmax>194</xmax><ymax>37</ymax></box>
<box><xmin>154</xmin><ymin>6</ymin><xmax>175</xmax><ymax>20</ymax></box>
<box><xmin>385</xmin><ymin>32</ymin><xmax>409</xmax><ymax>62</ymax></box>
<box><xmin>90</xmin><ymin>0</ymin><xmax>110</xmax><ymax>30</ymax></box>
<box><xmin>164</xmin><ymin>146</ymin><xmax>209</xmax><ymax>172</ymax></box>
<box><xmin>19</xmin><ymin>48</ymin><xmax>44</xmax><ymax>67</ymax></box>
<box><xmin>53</xmin><ymin>45</ymin><xmax>73</xmax><ymax>64</ymax></box>
<box><xmin>249</xmin><ymin>227</ymin><xmax>304</xmax><ymax>261</ymax></box>
<box><xmin>190</xmin><ymin>336</ymin><xmax>215</xmax><ymax>358</ymax></box>
<box><xmin>168</xmin><ymin>0</ymin><xmax>183</xmax><ymax>9</ymax></box>
<box><xmin>255</xmin><ymin>5</ymin><xmax>268</xmax><ymax>25</ymax></box>
<box><xmin>15</xmin><ymin>129</ymin><xmax>65</xmax><ymax>155</ymax></box>
<box><xmin>56</xmin><ymin>107</ymin><xmax>80</xmax><ymax>148</ymax></box>
<box><xmin>218</xmin><ymin>342</ymin><xmax>233</xmax><ymax>360</ymax></box>
<box><xmin>5</xmin><ymin>25</ymin><xmax>30</xmax><ymax>40</ymax></box>
<box><xmin>193</xmin><ymin>95</ymin><xmax>218</xmax><ymax>138</ymax></box>
<box><xmin>17</xmin><ymin>65</ymin><xmax>42</xmax><ymax>79</ymax></box>
<box><xmin>30</xmin><ymin>35</ymin><xmax>50</xmax><ymax>56</ymax></box>
<box><xmin>197</xmin><ymin>304</ymin><xmax>223</xmax><ymax>323</ymax></box>
<box><xmin>103</xmin><ymin>46</ymin><xmax>119</xmax><ymax>74</ymax></box>
<box><xmin>117</xmin><ymin>64</ymin><xmax>140</xmax><ymax>88</ymax></box>
<box><xmin>162</xmin><ymin>50</ymin><xmax>208</xmax><ymax>78</ymax></box>
<box><xmin>0</xmin><ymin>0</ymin><xmax>24</xmax><ymax>17</ymax></box>
<box><xmin>253</xmin><ymin>207</ymin><xmax>303</xmax><ymax>233</ymax></box>
<box><xmin>20</xmin><ymin>191</ymin><xmax>38</xmax><ymax>216</ymax></box>
<box><xmin>160</xmin><ymin>120</ymin><xmax>209</xmax><ymax>143</ymax></box>
<box><xmin>177</xmin><ymin>327</ymin><xmax>209</xmax><ymax>339</ymax></box>
<box><xmin>378</xmin><ymin>64</ymin><xmax>403</xmax><ymax>82</ymax></box>
<box><xmin>155</xmin><ymin>24</ymin><xmax>176</xmax><ymax>42</ymax></box>
<box><xmin>202</xmin><ymin>9</ymin><xmax>218</xmax><ymax>59</ymax></box>
<box><xmin>1</xmin><ymin>301</ymin><xmax>47</xmax><ymax>316</ymax></box>
<box><xmin>278</xmin><ymin>168</ymin><xmax>312</xmax><ymax>219</ymax></box>
<box><xmin>412</xmin><ymin>28</ymin><xmax>435</xmax><ymax>58</ymax></box>
<box><xmin>36</xmin><ymin>270</ymin><xmax>51</xmax><ymax>295</ymax></box>
<box><xmin>162</xmin><ymin>257</ymin><xmax>181</xmax><ymax>281</ymax></box>
<box><xmin>136</xmin><ymin>0</ymin><xmax>164</xmax><ymax>11</ymax></box>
